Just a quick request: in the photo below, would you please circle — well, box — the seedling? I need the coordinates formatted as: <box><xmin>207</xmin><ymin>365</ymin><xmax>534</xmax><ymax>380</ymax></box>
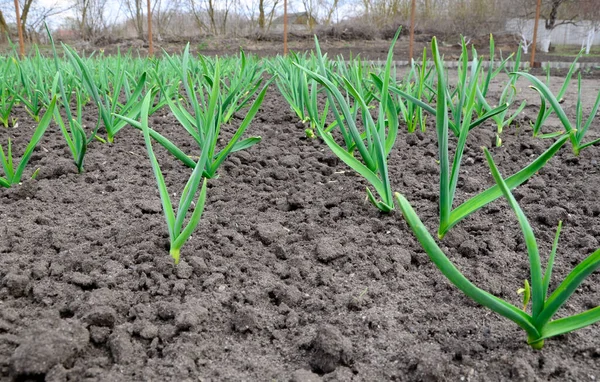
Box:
<box><xmin>396</xmin><ymin>148</ymin><xmax>600</xmax><ymax>349</ymax></box>
<box><xmin>0</xmin><ymin>97</ymin><xmax>57</xmax><ymax>188</ymax></box>
<box><xmin>295</xmin><ymin>29</ymin><xmax>402</xmax><ymax>211</ymax></box>
<box><xmin>136</xmin><ymin>91</ymin><xmax>210</xmax><ymax>264</ymax></box>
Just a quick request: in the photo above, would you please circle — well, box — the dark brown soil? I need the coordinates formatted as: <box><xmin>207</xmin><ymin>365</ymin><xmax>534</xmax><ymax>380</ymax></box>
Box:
<box><xmin>166</xmin><ymin>37</ymin><xmax>600</xmax><ymax>67</ymax></box>
<box><xmin>1</xmin><ymin>84</ymin><xmax>600</xmax><ymax>381</ymax></box>
<box><xmin>14</xmin><ymin>33</ymin><xmax>600</xmax><ymax>68</ymax></box>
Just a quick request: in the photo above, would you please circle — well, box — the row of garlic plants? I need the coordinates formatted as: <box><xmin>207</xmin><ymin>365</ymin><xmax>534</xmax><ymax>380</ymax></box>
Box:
<box><xmin>0</xmin><ymin>36</ymin><xmax>271</xmax><ymax>264</ymax></box>
<box><xmin>2</xmin><ymin>29</ymin><xmax>600</xmax><ymax>349</ymax></box>
<box><xmin>0</xmin><ymin>37</ymin><xmax>267</xmax><ymax>178</ymax></box>
<box><xmin>274</xmin><ymin>30</ymin><xmax>600</xmax><ymax>349</ymax></box>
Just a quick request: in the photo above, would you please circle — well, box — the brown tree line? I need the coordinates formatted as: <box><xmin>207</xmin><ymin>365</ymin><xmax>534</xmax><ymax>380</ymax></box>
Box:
<box><xmin>0</xmin><ymin>0</ymin><xmax>599</xmax><ymax>45</ymax></box>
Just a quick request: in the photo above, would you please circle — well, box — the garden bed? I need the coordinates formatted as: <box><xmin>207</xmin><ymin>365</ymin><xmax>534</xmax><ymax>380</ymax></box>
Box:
<box><xmin>1</xmin><ymin>73</ymin><xmax>600</xmax><ymax>381</ymax></box>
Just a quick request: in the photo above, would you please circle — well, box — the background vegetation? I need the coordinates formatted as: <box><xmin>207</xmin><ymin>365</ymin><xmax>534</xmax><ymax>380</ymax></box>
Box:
<box><xmin>0</xmin><ymin>0</ymin><xmax>599</xmax><ymax>54</ymax></box>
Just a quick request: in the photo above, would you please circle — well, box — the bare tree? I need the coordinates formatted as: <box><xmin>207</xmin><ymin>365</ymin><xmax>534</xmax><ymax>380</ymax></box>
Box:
<box><xmin>579</xmin><ymin>0</ymin><xmax>600</xmax><ymax>54</ymax></box>
<box><xmin>75</xmin><ymin>0</ymin><xmax>109</xmax><ymax>40</ymax></box>
<box><xmin>0</xmin><ymin>10</ymin><xmax>8</xmax><ymax>40</ymax></box>
<box><xmin>539</xmin><ymin>0</ymin><xmax>579</xmax><ymax>52</ymax></box>
<box><xmin>122</xmin><ymin>0</ymin><xmax>145</xmax><ymax>39</ymax></box>
<box><xmin>187</xmin><ymin>0</ymin><xmax>235</xmax><ymax>35</ymax></box>
<box><xmin>359</xmin><ymin>0</ymin><xmax>437</xmax><ymax>27</ymax></box>
<box><xmin>300</xmin><ymin>0</ymin><xmax>318</xmax><ymax>31</ymax></box>
<box><xmin>206</xmin><ymin>0</ymin><xmax>216</xmax><ymax>34</ymax></box>
<box><xmin>374</xmin><ymin>0</ymin><xmax>408</xmax><ymax>25</ymax></box>
<box><xmin>448</xmin><ymin>0</ymin><xmax>505</xmax><ymax>37</ymax></box>
<box><xmin>515</xmin><ymin>17</ymin><xmax>534</xmax><ymax>53</ymax></box>
<box><xmin>504</xmin><ymin>0</ymin><xmax>535</xmax><ymax>52</ymax></box>
<box><xmin>79</xmin><ymin>0</ymin><xmax>89</xmax><ymax>38</ymax></box>
<box><xmin>188</xmin><ymin>0</ymin><xmax>216</xmax><ymax>34</ymax></box>
<box><xmin>508</xmin><ymin>0</ymin><xmax>577</xmax><ymax>52</ymax></box>
<box><xmin>0</xmin><ymin>0</ymin><xmax>70</xmax><ymax>42</ymax></box>
<box><xmin>17</xmin><ymin>0</ymin><xmax>34</xmax><ymax>40</ymax></box>
<box><xmin>189</xmin><ymin>0</ymin><xmax>209</xmax><ymax>33</ymax></box>
<box><xmin>220</xmin><ymin>0</ymin><xmax>233</xmax><ymax>35</ymax></box>
<box><xmin>151</xmin><ymin>0</ymin><xmax>181</xmax><ymax>40</ymax></box>
<box><xmin>321</xmin><ymin>0</ymin><xmax>341</xmax><ymax>26</ymax></box>
<box><xmin>258</xmin><ymin>0</ymin><xmax>279</xmax><ymax>32</ymax></box>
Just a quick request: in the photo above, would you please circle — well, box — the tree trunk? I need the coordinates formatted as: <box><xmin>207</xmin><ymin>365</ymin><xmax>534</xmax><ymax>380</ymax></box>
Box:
<box><xmin>544</xmin><ymin>0</ymin><xmax>562</xmax><ymax>31</ymax></box>
<box><xmin>324</xmin><ymin>0</ymin><xmax>339</xmax><ymax>26</ymax></box>
<box><xmin>266</xmin><ymin>0</ymin><xmax>278</xmax><ymax>32</ymax></box>
<box><xmin>424</xmin><ymin>0</ymin><xmax>431</xmax><ymax>20</ymax></box>
<box><xmin>520</xmin><ymin>34</ymin><xmax>530</xmax><ymax>54</ymax></box>
<box><xmin>258</xmin><ymin>0</ymin><xmax>265</xmax><ymax>30</ymax></box>
<box><xmin>584</xmin><ymin>28</ymin><xmax>597</xmax><ymax>54</ymax></box>
<box><xmin>138</xmin><ymin>0</ymin><xmax>144</xmax><ymax>39</ymax></box>
<box><xmin>20</xmin><ymin>0</ymin><xmax>34</xmax><ymax>41</ymax></box>
<box><xmin>541</xmin><ymin>0</ymin><xmax>566</xmax><ymax>53</ymax></box>
<box><xmin>539</xmin><ymin>33</ymin><xmax>551</xmax><ymax>53</ymax></box>
<box><xmin>207</xmin><ymin>0</ymin><xmax>217</xmax><ymax>35</ymax></box>
<box><xmin>222</xmin><ymin>8</ymin><xmax>229</xmax><ymax>35</ymax></box>
<box><xmin>189</xmin><ymin>0</ymin><xmax>208</xmax><ymax>33</ymax></box>
<box><xmin>0</xmin><ymin>11</ymin><xmax>7</xmax><ymax>41</ymax></box>
<box><xmin>80</xmin><ymin>0</ymin><xmax>90</xmax><ymax>40</ymax></box>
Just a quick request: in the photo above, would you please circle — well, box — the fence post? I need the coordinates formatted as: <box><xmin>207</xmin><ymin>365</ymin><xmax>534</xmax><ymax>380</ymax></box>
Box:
<box><xmin>147</xmin><ymin>0</ymin><xmax>153</xmax><ymax>56</ymax></box>
<box><xmin>409</xmin><ymin>0</ymin><xmax>416</xmax><ymax>63</ymax></box>
<box><xmin>530</xmin><ymin>0</ymin><xmax>542</xmax><ymax>67</ymax></box>
<box><xmin>13</xmin><ymin>0</ymin><xmax>24</xmax><ymax>58</ymax></box>
<box><xmin>283</xmin><ymin>0</ymin><xmax>288</xmax><ymax>55</ymax></box>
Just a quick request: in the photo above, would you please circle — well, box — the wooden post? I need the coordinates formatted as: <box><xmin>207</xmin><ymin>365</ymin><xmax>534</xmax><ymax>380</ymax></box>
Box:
<box><xmin>13</xmin><ymin>0</ymin><xmax>24</xmax><ymax>58</ymax></box>
<box><xmin>147</xmin><ymin>0</ymin><xmax>153</xmax><ymax>56</ymax></box>
<box><xmin>530</xmin><ymin>0</ymin><xmax>542</xmax><ymax>67</ymax></box>
<box><xmin>409</xmin><ymin>0</ymin><xmax>416</xmax><ymax>63</ymax></box>
<box><xmin>283</xmin><ymin>0</ymin><xmax>288</xmax><ymax>55</ymax></box>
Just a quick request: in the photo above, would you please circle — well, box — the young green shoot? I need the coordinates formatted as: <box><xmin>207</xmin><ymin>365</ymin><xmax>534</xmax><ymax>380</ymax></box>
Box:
<box><xmin>427</xmin><ymin>36</ymin><xmax>568</xmax><ymax>239</ymax></box>
<box><xmin>63</xmin><ymin>44</ymin><xmax>151</xmax><ymax>143</ymax></box>
<box><xmin>46</xmin><ymin>24</ymin><xmax>94</xmax><ymax>173</ymax></box>
<box><xmin>476</xmin><ymin>46</ymin><xmax>526</xmax><ymax>146</ymax></box>
<box><xmin>0</xmin><ymin>96</ymin><xmax>57</xmax><ymax>188</ymax></box>
<box><xmin>396</xmin><ymin>147</ymin><xmax>600</xmax><ymax>349</ymax></box>
<box><xmin>518</xmin><ymin>70</ymin><xmax>600</xmax><ymax>155</ymax></box>
<box><xmin>138</xmin><ymin>91</ymin><xmax>211</xmax><ymax>265</ymax></box>
<box><xmin>528</xmin><ymin>51</ymin><xmax>583</xmax><ymax>136</ymax></box>
<box><xmin>295</xmin><ymin>28</ymin><xmax>403</xmax><ymax>211</ymax></box>
<box><xmin>0</xmin><ymin>87</ymin><xmax>16</xmax><ymax>128</ymax></box>
<box><xmin>128</xmin><ymin>45</ymin><xmax>270</xmax><ymax>178</ymax></box>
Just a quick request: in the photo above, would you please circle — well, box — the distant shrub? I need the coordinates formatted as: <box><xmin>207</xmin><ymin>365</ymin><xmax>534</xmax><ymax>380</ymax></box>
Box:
<box><xmin>315</xmin><ymin>21</ymin><xmax>379</xmax><ymax>41</ymax></box>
